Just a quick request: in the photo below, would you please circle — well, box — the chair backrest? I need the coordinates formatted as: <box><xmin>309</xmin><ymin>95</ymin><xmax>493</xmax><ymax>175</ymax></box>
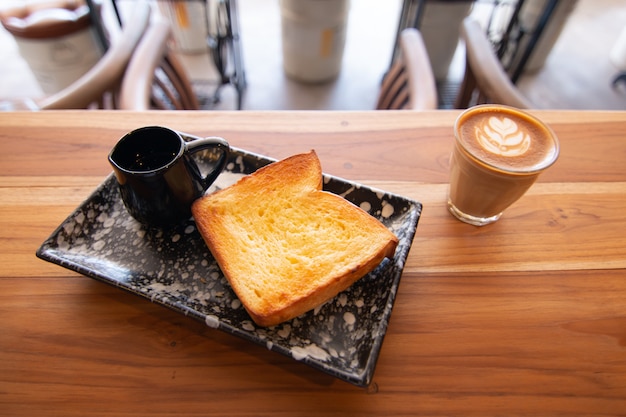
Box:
<box><xmin>36</xmin><ymin>0</ymin><xmax>151</xmax><ymax>110</ymax></box>
<box><xmin>119</xmin><ymin>16</ymin><xmax>199</xmax><ymax>110</ymax></box>
<box><xmin>455</xmin><ymin>17</ymin><xmax>532</xmax><ymax>109</ymax></box>
<box><xmin>376</xmin><ymin>28</ymin><xmax>438</xmax><ymax>110</ymax></box>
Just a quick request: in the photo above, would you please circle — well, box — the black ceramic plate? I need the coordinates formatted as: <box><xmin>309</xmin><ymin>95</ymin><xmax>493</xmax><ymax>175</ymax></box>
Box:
<box><xmin>36</xmin><ymin>147</ymin><xmax>422</xmax><ymax>387</ymax></box>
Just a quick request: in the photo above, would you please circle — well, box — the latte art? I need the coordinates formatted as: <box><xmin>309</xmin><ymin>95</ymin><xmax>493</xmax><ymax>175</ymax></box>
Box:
<box><xmin>476</xmin><ymin>116</ymin><xmax>531</xmax><ymax>157</ymax></box>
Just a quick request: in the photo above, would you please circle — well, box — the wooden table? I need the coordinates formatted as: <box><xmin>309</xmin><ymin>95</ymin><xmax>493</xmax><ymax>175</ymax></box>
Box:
<box><xmin>1</xmin><ymin>110</ymin><xmax>625</xmax><ymax>416</ymax></box>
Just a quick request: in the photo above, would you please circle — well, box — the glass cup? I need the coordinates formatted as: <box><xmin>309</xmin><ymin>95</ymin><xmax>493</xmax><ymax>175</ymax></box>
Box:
<box><xmin>109</xmin><ymin>126</ymin><xmax>229</xmax><ymax>227</ymax></box>
<box><xmin>448</xmin><ymin>105</ymin><xmax>560</xmax><ymax>226</ymax></box>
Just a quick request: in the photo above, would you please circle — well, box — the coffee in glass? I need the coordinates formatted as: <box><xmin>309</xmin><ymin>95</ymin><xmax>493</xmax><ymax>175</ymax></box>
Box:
<box><xmin>448</xmin><ymin>105</ymin><xmax>559</xmax><ymax>226</ymax></box>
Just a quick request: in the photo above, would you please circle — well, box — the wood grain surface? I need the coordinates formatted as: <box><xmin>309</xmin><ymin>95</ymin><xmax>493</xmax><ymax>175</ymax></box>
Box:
<box><xmin>1</xmin><ymin>110</ymin><xmax>625</xmax><ymax>416</ymax></box>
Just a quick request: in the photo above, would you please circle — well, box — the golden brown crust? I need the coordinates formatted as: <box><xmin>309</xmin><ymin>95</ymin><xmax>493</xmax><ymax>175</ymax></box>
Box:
<box><xmin>192</xmin><ymin>151</ymin><xmax>398</xmax><ymax>327</ymax></box>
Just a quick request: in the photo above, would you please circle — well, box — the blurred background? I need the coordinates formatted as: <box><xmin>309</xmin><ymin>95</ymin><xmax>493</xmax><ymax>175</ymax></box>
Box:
<box><xmin>1</xmin><ymin>0</ymin><xmax>625</xmax><ymax>111</ymax></box>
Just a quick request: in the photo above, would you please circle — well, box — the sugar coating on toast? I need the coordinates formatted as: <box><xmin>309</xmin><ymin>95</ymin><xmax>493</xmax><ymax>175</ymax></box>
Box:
<box><xmin>191</xmin><ymin>150</ymin><xmax>398</xmax><ymax>327</ymax></box>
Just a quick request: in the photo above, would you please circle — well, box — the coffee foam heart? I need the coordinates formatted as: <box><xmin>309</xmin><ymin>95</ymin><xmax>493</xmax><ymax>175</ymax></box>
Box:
<box><xmin>457</xmin><ymin>107</ymin><xmax>558</xmax><ymax>173</ymax></box>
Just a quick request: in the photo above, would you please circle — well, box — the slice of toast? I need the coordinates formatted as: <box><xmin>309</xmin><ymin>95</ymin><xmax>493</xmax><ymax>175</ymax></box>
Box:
<box><xmin>191</xmin><ymin>150</ymin><xmax>398</xmax><ymax>327</ymax></box>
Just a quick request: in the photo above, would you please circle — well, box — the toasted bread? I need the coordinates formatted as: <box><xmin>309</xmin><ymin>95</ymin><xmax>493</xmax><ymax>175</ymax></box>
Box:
<box><xmin>191</xmin><ymin>151</ymin><xmax>398</xmax><ymax>327</ymax></box>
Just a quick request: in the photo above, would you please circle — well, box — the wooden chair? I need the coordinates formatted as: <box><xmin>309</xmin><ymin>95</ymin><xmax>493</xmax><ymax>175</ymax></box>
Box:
<box><xmin>0</xmin><ymin>0</ymin><xmax>151</xmax><ymax>110</ymax></box>
<box><xmin>119</xmin><ymin>16</ymin><xmax>199</xmax><ymax>110</ymax></box>
<box><xmin>376</xmin><ymin>28</ymin><xmax>438</xmax><ymax>110</ymax></box>
<box><xmin>455</xmin><ymin>17</ymin><xmax>532</xmax><ymax>109</ymax></box>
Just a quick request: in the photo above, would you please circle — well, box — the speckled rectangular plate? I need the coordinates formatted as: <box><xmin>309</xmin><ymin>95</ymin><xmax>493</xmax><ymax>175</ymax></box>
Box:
<box><xmin>36</xmin><ymin>147</ymin><xmax>422</xmax><ymax>387</ymax></box>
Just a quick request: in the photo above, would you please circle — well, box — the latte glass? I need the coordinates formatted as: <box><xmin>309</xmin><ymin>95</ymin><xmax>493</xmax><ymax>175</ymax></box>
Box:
<box><xmin>448</xmin><ymin>105</ymin><xmax>560</xmax><ymax>226</ymax></box>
